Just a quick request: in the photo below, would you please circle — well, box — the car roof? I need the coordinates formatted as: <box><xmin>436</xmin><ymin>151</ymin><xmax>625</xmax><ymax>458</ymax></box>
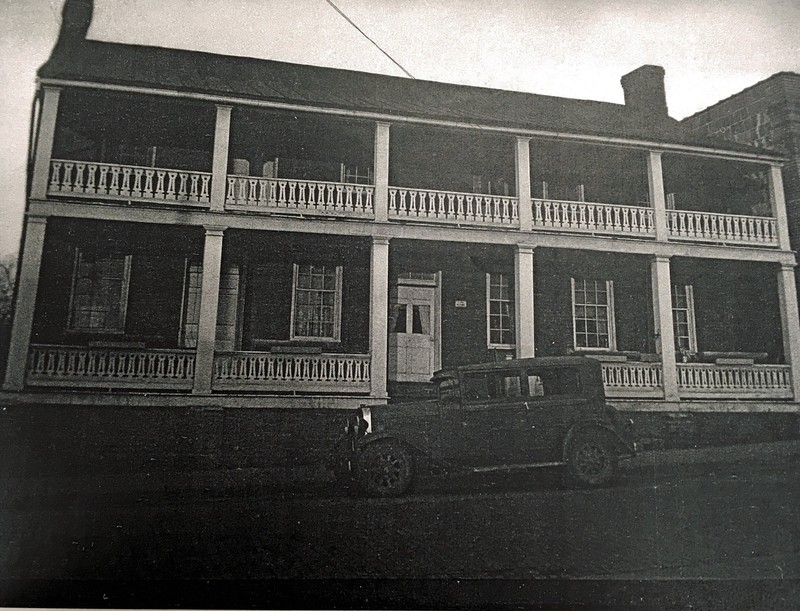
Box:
<box><xmin>432</xmin><ymin>356</ymin><xmax>601</xmax><ymax>379</ymax></box>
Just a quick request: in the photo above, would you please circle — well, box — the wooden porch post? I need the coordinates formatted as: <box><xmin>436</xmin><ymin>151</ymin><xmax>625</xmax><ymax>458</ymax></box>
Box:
<box><xmin>768</xmin><ymin>164</ymin><xmax>792</xmax><ymax>251</ymax></box>
<box><xmin>515</xmin><ymin>137</ymin><xmax>532</xmax><ymax>231</ymax></box>
<box><xmin>373</xmin><ymin>122</ymin><xmax>390</xmax><ymax>223</ymax></box>
<box><xmin>369</xmin><ymin>236</ymin><xmax>390</xmax><ymax>399</ymax></box>
<box><xmin>31</xmin><ymin>87</ymin><xmax>61</xmax><ymax>200</ymax></box>
<box><xmin>777</xmin><ymin>263</ymin><xmax>800</xmax><ymax>399</ymax></box>
<box><xmin>514</xmin><ymin>245</ymin><xmax>535</xmax><ymax>358</ymax></box>
<box><xmin>651</xmin><ymin>255</ymin><xmax>679</xmax><ymax>401</ymax></box>
<box><xmin>210</xmin><ymin>105</ymin><xmax>232</xmax><ymax>212</ymax></box>
<box><xmin>647</xmin><ymin>151</ymin><xmax>669</xmax><ymax>242</ymax></box>
<box><xmin>193</xmin><ymin>225</ymin><xmax>226</xmax><ymax>394</ymax></box>
<box><xmin>4</xmin><ymin>215</ymin><xmax>48</xmax><ymax>390</ymax></box>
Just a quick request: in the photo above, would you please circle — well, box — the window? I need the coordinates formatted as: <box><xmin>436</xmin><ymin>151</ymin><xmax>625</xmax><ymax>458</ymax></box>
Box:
<box><xmin>487</xmin><ymin>273</ymin><xmax>515</xmax><ymax>348</ymax></box>
<box><xmin>571</xmin><ymin>278</ymin><xmax>616</xmax><ymax>350</ymax></box>
<box><xmin>671</xmin><ymin>284</ymin><xmax>697</xmax><ymax>353</ymax></box>
<box><xmin>68</xmin><ymin>249</ymin><xmax>132</xmax><ymax>333</ymax></box>
<box><xmin>290</xmin><ymin>264</ymin><xmax>343</xmax><ymax>341</ymax></box>
<box><xmin>340</xmin><ymin>163</ymin><xmax>373</xmax><ymax>185</ymax></box>
<box><xmin>526</xmin><ymin>368</ymin><xmax>582</xmax><ymax>398</ymax></box>
<box><xmin>462</xmin><ymin>370</ymin><xmax>523</xmax><ymax>403</ymax></box>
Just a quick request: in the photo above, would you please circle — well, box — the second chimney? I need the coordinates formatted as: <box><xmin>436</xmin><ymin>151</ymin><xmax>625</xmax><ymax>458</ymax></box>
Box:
<box><xmin>621</xmin><ymin>65</ymin><xmax>668</xmax><ymax>117</ymax></box>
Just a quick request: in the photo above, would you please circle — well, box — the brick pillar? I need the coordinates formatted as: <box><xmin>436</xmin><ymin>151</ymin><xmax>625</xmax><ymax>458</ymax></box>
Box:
<box><xmin>768</xmin><ymin>164</ymin><xmax>792</xmax><ymax>251</ymax></box>
<box><xmin>777</xmin><ymin>263</ymin><xmax>800</xmax><ymax>400</ymax></box>
<box><xmin>369</xmin><ymin>236</ymin><xmax>390</xmax><ymax>399</ymax></box>
<box><xmin>647</xmin><ymin>151</ymin><xmax>669</xmax><ymax>241</ymax></box>
<box><xmin>193</xmin><ymin>226</ymin><xmax>226</xmax><ymax>394</ymax></box>
<box><xmin>4</xmin><ymin>216</ymin><xmax>48</xmax><ymax>390</ymax></box>
<box><xmin>515</xmin><ymin>137</ymin><xmax>532</xmax><ymax>231</ymax></box>
<box><xmin>31</xmin><ymin>87</ymin><xmax>61</xmax><ymax>200</ymax></box>
<box><xmin>651</xmin><ymin>255</ymin><xmax>679</xmax><ymax>401</ymax></box>
<box><xmin>210</xmin><ymin>105</ymin><xmax>232</xmax><ymax>212</ymax></box>
<box><xmin>373</xmin><ymin>122</ymin><xmax>390</xmax><ymax>223</ymax></box>
<box><xmin>514</xmin><ymin>245</ymin><xmax>535</xmax><ymax>358</ymax></box>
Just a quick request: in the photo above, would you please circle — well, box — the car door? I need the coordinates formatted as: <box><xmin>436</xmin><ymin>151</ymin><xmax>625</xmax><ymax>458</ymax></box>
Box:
<box><xmin>524</xmin><ymin>366</ymin><xmax>587</xmax><ymax>462</ymax></box>
<box><xmin>454</xmin><ymin>368</ymin><xmax>531</xmax><ymax>467</ymax></box>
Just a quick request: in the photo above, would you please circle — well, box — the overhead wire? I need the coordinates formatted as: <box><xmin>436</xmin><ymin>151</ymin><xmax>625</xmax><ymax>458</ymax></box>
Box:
<box><xmin>322</xmin><ymin>0</ymin><xmax>415</xmax><ymax>79</ymax></box>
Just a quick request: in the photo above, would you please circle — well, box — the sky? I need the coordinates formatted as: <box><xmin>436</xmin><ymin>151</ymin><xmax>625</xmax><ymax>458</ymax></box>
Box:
<box><xmin>1</xmin><ymin>0</ymin><xmax>798</xmax><ymax>256</ymax></box>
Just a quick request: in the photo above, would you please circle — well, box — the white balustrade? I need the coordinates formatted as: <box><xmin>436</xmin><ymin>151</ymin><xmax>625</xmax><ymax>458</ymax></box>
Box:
<box><xmin>213</xmin><ymin>352</ymin><xmax>371</xmax><ymax>393</ymax></box>
<box><xmin>26</xmin><ymin>345</ymin><xmax>195</xmax><ymax>389</ymax></box>
<box><xmin>667</xmin><ymin>210</ymin><xmax>778</xmax><ymax>246</ymax></box>
<box><xmin>389</xmin><ymin>187</ymin><xmax>518</xmax><ymax>226</ymax></box>
<box><xmin>226</xmin><ymin>175</ymin><xmax>374</xmax><ymax>216</ymax></box>
<box><xmin>601</xmin><ymin>362</ymin><xmax>663</xmax><ymax>398</ymax></box>
<box><xmin>677</xmin><ymin>363</ymin><xmax>792</xmax><ymax>398</ymax></box>
<box><xmin>48</xmin><ymin>160</ymin><xmax>211</xmax><ymax>205</ymax></box>
<box><xmin>533</xmin><ymin>199</ymin><xmax>655</xmax><ymax>236</ymax></box>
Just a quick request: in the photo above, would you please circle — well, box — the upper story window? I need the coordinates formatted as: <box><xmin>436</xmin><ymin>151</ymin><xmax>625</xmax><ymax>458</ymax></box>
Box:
<box><xmin>672</xmin><ymin>284</ymin><xmax>698</xmax><ymax>354</ymax></box>
<box><xmin>341</xmin><ymin>164</ymin><xmax>373</xmax><ymax>185</ymax></box>
<box><xmin>290</xmin><ymin>263</ymin><xmax>343</xmax><ymax>341</ymax></box>
<box><xmin>571</xmin><ymin>278</ymin><xmax>616</xmax><ymax>351</ymax></box>
<box><xmin>68</xmin><ymin>249</ymin><xmax>131</xmax><ymax>333</ymax></box>
<box><xmin>487</xmin><ymin>273</ymin><xmax>515</xmax><ymax>348</ymax></box>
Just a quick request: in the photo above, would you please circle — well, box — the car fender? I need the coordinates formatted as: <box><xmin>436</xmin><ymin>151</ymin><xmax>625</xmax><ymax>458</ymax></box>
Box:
<box><xmin>562</xmin><ymin>420</ymin><xmax>633</xmax><ymax>462</ymax></box>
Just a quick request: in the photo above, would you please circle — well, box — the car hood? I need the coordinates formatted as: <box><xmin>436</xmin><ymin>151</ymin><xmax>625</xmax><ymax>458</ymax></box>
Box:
<box><xmin>369</xmin><ymin>399</ymin><xmax>440</xmax><ymax>422</ymax></box>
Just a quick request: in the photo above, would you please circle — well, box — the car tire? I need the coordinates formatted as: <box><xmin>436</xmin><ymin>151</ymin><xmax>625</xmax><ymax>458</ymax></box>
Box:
<box><xmin>357</xmin><ymin>439</ymin><xmax>414</xmax><ymax>497</ymax></box>
<box><xmin>567</xmin><ymin>431</ymin><xmax>618</xmax><ymax>488</ymax></box>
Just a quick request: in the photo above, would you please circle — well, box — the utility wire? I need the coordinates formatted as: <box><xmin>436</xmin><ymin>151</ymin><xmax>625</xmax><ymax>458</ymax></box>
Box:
<box><xmin>323</xmin><ymin>0</ymin><xmax>415</xmax><ymax>79</ymax></box>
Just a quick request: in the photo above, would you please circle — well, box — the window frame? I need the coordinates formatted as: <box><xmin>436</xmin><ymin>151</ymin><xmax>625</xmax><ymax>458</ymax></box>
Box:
<box><xmin>67</xmin><ymin>248</ymin><xmax>132</xmax><ymax>334</ymax></box>
<box><xmin>486</xmin><ymin>272</ymin><xmax>515</xmax><ymax>349</ymax></box>
<box><xmin>570</xmin><ymin>277</ymin><xmax>617</xmax><ymax>352</ymax></box>
<box><xmin>289</xmin><ymin>263</ymin><xmax>343</xmax><ymax>342</ymax></box>
<box><xmin>671</xmin><ymin>283</ymin><xmax>698</xmax><ymax>354</ymax></box>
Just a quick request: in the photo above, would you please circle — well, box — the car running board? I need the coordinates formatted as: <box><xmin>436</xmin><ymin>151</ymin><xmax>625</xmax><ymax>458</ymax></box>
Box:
<box><xmin>471</xmin><ymin>461</ymin><xmax>565</xmax><ymax>473</ymax></box>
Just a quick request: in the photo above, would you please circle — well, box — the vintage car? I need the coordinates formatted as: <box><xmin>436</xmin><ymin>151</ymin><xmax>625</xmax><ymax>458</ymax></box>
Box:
<box><xmin>342</xmin><ymin>356</ymin><xmax>636</xmax><ymax>496</ymax></box>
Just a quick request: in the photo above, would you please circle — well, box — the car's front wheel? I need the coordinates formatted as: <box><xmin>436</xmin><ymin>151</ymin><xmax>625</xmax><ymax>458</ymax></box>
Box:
<box><xmin>567</xmin><ymin>432</ymin><xmax>618</xmax><ymax>487</ymax></box>
<box><xmin>357</xmin><ymin>439</ymin><xmax>414</xmax><ymax>497</ymax></box>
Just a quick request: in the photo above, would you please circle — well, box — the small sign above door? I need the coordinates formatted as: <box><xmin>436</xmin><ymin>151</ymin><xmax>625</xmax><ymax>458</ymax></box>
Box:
<box><xmin>455</xmin><ymin>300</ymin><xmax>467</xmax><ymax>308</ymax></box>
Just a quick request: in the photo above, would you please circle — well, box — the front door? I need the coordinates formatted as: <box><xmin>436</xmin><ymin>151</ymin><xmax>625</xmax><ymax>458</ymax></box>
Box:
<box><xmin>388</xmin><ymin>284</ymin><xmax>436</xmax><ymax>383</ymax></box>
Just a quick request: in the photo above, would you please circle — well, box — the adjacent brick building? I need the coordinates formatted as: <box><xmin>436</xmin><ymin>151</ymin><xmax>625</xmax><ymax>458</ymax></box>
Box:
<box><xmin>683</xmin><ymin>72</ymin><xmax>800</xmax><ymax>287</ymax></box>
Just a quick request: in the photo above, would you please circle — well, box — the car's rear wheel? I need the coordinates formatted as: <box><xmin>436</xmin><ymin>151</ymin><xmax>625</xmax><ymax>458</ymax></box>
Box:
<box><xmin>357</xmin><ymin>439</ymin><xmax>414</xmax><ymax>497</ymax></box>
<box><xmin>567</xmin><ymin>432</ymin><xmax>618</xmax><ymax>487</ymax></box>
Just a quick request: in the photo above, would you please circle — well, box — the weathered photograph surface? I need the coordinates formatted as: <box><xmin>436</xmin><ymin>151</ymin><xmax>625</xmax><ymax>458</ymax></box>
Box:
<box><xmin>1</xmin><ymin>1</ymin><xmax>799</xmax><ymax>608</ymax></box>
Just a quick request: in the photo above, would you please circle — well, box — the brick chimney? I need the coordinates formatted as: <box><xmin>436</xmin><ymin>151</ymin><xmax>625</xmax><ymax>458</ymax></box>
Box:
<box><xmin>55</xmin><ymin>0</ymin><xmax>94</xmax><ymax>48</ymax></box>
<box><xmin>620</xmin><ymin>65</ymin><xmax>668</xmax><ymax>118</ymax></box>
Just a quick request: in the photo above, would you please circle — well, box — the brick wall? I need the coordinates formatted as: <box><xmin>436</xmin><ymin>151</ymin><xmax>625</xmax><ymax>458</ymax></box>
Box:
<box><xmin>683</xmin><ymin>73</ymin><xmax>800</xmax><ymax>263</ymax></box>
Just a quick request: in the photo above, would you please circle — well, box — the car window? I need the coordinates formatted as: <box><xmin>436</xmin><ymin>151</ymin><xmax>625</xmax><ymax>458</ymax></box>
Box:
<box><xmin>525</xmin><ymin>368</ymin><xmax>582</xmax><ymax>398</ymax></box>
<box><xmin>462</xmin><ymin>370</ymin><xmax>523</xmax><ymax>404</ymax></box>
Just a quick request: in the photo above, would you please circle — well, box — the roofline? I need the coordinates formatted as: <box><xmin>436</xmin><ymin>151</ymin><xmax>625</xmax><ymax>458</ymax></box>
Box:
<box><xmin>38</xmin><ymin>77</ymin><xmax>787</xmax><ymax>164</ymax></box>
<box><xmin>683</xmin><ymin>71</ymin><xmax>800</xmax><ymax>122</ymax></box>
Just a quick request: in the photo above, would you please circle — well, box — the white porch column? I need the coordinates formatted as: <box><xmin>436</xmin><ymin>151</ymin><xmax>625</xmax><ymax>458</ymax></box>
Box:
<box><xmin>514</xmin><ymin>245</ymin><xmax>535</xmax><ymax>358</ymax></box>
<box><xmin>777</xmin><ymin>263</ymin><xmax>800</xmax><ymax>399</ymax></box>
<box><xmin>210</xmin><ymin>105</ymin><xmax>232</xmax><ymax>212</ymax></box>
<box><xmin>373</xmin><ymin>122</ymin><xmax>390</xmax><ymax>222</ymax></box>
<box><xmin>193</xmin><ymin>225</ymin><xmax>226</xmax><ymax>394</ymax></box>
<box><xmin>651</xmin><ymin>255</ymin><xmax>679</xmax><ymax>401</ymax></box>
<box><xmin>4</xmin><ymin>216</ymin><xmax>48</xmax><ymax>390</ymax></box>
<box><xmin>647</xmin><ymin>151</ymin><xmax>669</xmax><ymax>242</ymax></box>
<box><xmin>369</xmin><ymin>236</ymin><xmax>390</xmax><ymax>399</ymax></box>
<box><xmin>515</xmin><ymin>137</ymin><xmax>532</xmax><ymax>231</ymax></box>
<box><xmin>768</xmin><ymin>164</ymin><xmax>792</xmax><ymax>250</ymax></box>
<box><xmin>31</xmin><ymin>87</ymin><xmax>61</xmax><ymax>200</ymax></box>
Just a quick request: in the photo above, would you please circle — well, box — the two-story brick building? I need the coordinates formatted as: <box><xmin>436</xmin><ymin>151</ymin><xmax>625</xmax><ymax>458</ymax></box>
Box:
<box><xmin>4</xmin><ymin>0</ymin><xmax>800</xmax><ymax>415</ymax></box>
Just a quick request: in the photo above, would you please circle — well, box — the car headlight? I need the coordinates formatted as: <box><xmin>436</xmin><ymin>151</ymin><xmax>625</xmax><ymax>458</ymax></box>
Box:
<box><xmin>361</xmin><ymin>406</ymin><xmax>372</xmax><ymax>434</ymax></box>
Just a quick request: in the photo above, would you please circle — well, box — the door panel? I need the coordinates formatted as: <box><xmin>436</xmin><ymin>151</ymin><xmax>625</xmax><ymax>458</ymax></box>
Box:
<box><xmin>389</xmin><ymin>285</ymin><xmax>436</xmax><ymax>382</ymax></box>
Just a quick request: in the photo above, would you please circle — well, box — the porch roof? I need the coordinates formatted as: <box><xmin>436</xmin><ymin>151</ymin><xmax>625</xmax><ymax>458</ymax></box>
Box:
<box><xmin>39</xmin><ymin>39</ymin><xmax>782</xmax><ymax>159</ymax></box>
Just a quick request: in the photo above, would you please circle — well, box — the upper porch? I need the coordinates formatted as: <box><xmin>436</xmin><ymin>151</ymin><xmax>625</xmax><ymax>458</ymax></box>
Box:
<box><xmin>35</xmin><ymin>87</ymin><xmax>790</xmax><ymax>253</ymax></box>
